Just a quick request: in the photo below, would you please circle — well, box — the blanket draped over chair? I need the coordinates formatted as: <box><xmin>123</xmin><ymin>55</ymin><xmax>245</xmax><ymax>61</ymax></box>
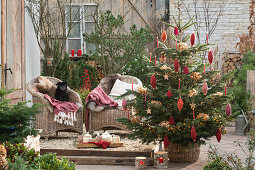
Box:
<box><xmin>85</xmin><ymin>87</ymin><xmax>118</xmax><ymax>131</ymax></box>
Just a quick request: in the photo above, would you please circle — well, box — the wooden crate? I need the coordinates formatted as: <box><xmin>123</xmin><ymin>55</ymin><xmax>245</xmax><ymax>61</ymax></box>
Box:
<box><xmin>76</xmin><ymin>142</ymin><xmax>123</xmax><ymax>148</ymax></box>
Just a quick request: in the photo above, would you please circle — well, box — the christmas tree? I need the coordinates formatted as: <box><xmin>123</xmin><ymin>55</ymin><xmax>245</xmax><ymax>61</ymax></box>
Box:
<box><xmin>118</xmin><ymin>17</ymin><xmax>233</xmax><ymax>147</ymax></box>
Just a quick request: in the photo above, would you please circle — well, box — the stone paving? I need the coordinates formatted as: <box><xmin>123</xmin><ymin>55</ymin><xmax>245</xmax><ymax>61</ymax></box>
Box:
<box><xmin>76</xmin><ymin>125</ymin><xmax>249</xmax><ymax>170</ymax></box>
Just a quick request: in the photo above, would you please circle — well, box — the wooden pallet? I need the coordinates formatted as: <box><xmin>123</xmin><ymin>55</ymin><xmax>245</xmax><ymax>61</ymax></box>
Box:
<box><xmin>76</xmin><ymin>142</ymin><xmax>123</xmax><ymax>148</ymax></box>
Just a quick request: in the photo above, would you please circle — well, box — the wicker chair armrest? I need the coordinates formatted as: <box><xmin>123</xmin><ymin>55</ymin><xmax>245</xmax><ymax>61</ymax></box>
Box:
<box><xmin>67</xmin><ymin>89</ymin><xmax>82</xmax><ymax>104</ymax></box>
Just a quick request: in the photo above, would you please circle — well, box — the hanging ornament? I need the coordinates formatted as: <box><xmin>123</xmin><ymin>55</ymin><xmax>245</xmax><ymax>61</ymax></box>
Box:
<box><xmin>169</xmin><ymin>116</ymin><xmax>175</xmax><ymax>125</ymax></box>
<box><xmin>225</xmin><ymin>84</ymin><xmax>227</xmax><ymax>96</ymax></box>
<box><xmin>190</xmin><ymin>103</ymin><xmax>196</xmax><ymax>110</ymax></box>
<box><xmin>208</xmin><ymin>51</ymin><xmax>213</xmax><ymax>64</ymax></box>
<box><xmin>174</xmin><ymin>27</ymin><xmax>179</xmax><ymax>35</ymax></box>
<box><xmin>164</xmin><ymin>135</ymin><xmax>169</xmax><ymax>149</ymax></box>
<box><xmin>151</xmin><ymin>75</ymin><xmax>156</xmax><ymax>89</ymax></box>
<box><xmin>183</xmin><ymin>66</ymin><xmax>190</xmax><ymax>74</ymax></box>
<box><xmin>146</xmin><ymin>108</ymin><xmax>151</xmax><ymax>114</ymax></box>
<box><xmin>177</xmin><ymin>97</ymin><xmax>184</xmax><ymax>111</ymax></box>
<box><xmin>47</xmin><ymin>58</ymin><xmax>53</xmax><ymax>66</ymax></box>
<box><xmin>174</xmin><ymin>59</ymin><xmax>179</xmax><ymax>72</ymax></box>
<box><xmin>190</xmin><ymin>33</ymin><xmax>195</xmax><ymax>46</ymax></box>
<box><xmin>161</xmin><ymin>30</ymin><xmax>167</xmax><ymax>42</ymax></box>
<box><xmin>216</xmin><ymin>129</ymin><xmax>222</xmax><ymax>142</ymax></box>
<box><xmin>202</xmin><ymin>81</ymin><xmax>208</xmax><ymax>95</ymax></box>
<box><xmin>122</xmin><ymin>98</ymin><xmax>127</xmax><ymax>111</ymax></box>
<box><xmin>166</xmin><ymin>90</ymin><xmax>172</xmax><ymax>98</ymax></box>
<box><xmin>164</xmin><ymin>74</ymin><xmax>169</xmax><ymax>80</ymax></box>
<box><xmin>191</xmin><ymin>126</ymin><xmax>197</xmax><ymax>142</ymax></box>
<box><xmin>225</xmin><ymin>103</ymin><xmax>232</xmax><ymax>118</ymax></box>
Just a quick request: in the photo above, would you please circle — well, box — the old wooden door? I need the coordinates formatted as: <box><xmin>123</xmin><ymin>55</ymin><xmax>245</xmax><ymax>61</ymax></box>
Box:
<box><xmin>1</xmin><ymin>0</ymin><xmax>25</xmax><ymax>103</ymax></box>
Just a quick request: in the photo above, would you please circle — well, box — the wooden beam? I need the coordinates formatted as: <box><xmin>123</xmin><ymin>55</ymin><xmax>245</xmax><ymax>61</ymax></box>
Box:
<box><xmin>1</xmin><ymin>0</ymin><xmax>6</xmax><ymax>88</ymax></box>
<box><xmin>127</xmin><ymin>0</ymin><xmax>151</xmax><ymax>28</ymax></box>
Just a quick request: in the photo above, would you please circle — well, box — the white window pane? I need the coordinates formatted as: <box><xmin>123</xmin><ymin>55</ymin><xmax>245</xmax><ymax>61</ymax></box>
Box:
<box><xmin>84</xmin><ymin>5</ymin><xmax>97</xmax><ymax>21</ymax></box>
<box><xmin>68</xmin><ymin>39</ymin><xmax>81</xmax><ymax>54</ymax></box>
<box><xmin>86</xmin><ymin>42</ymin><xmax>96</xmax><ymax>54</ymax></box>
<box><xmin>67</xmin><ymin>22</ymin><xmax>81</xmax><ymax>38</ymax></box>
<box><xmin>66</xmin><ymin>6</ymin><xmax>80</xmax><ymax>21</ymax></box>
<box><xmin>84</xmin><ymin>22</ymin><xmax>95</xmax><ymax>34</ymax></box>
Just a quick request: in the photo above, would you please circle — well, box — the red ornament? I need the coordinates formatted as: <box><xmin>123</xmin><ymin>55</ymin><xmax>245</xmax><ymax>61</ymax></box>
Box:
<box><xmin>183</xmin><ymin>66</ymin><xmax>190</xmax><ymax>74</ymax></box>
<box><xmin>216</xmin><ymin>129</ymin><xmax>222</xmax><ymax>142</ymax></box>
<box><xmin>174</xmin><ymin>27</ymin><xmax>179</xmax><ymax>35</ymax></box>
<box><xmin>158</xmin><ymin>157</ymin><xmax>164</xmax><ymax>164</ymax></box>
<box><xmin>169</xmin><ymin>116</ymin><xmax>175</xmax><ymax>125</ymax></box>
<box><xmin>202</xmin><ymin>81</ymin><xmax>208</xmax><ymax>95</ymax></box>
<box><xmin>177</xmin><ymin>97</ymin><xmax>184</xmax><ymax>111</ymax></box>
<box><xmin>161</xmin><ymin>30</ymin><xmax>167</xmax><ymax>42</ymax></box>
<box><xmin>122</xmin><ymin>98</ymin><xmax>127</xmax><ymax>111</ymax></box>
<box><xmin>208</xmin><ymin>51</ymin><xmax>213</xmax><ymax>64</ymax></box>
<box><xmin>191</xmin><ymin>126</ymin><xmax>197</xmax><ymax>142</ymax></box>
<box><xmin>166</xmin><ymin>90</ymin><xmax>172</xmax><ymax>98</ymax></box>
<box><xmin>164</xmin><ymin>135</ymin><xmax>169</xmax><ymax>149</ymax></box>
<box><xmin>174</xmin><ymin>59</ymin><xmax>179</xmax><ymax>72</ymax></box>
<box><xmin>151</xmin><ymin>75</ymin><xmax>156</xmax><ymax>89</ymax></box>
<box><xmin>225</xmin><ymin>103</ymin><xmax>232</xmax><ymax>118</ymax></box>
<box><xmin>190</xmin><ymin>33</ymin><xmax>195</xmax><ymax>46</ymax></box>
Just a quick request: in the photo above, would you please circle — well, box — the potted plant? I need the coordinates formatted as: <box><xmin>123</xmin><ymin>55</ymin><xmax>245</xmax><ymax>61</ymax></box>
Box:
<box><xmin>118</xmin><ymin>17</ymin><xmax>233</xmax><ymax>162</ymax></box>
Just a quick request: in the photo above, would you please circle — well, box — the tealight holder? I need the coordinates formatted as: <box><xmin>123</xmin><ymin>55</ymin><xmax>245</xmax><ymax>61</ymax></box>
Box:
<box><xmin>135</xmin><ymin>156</ymin><xmax>147</xmax><ymax>170</ymax></box>
<box><xmin>154</xmin><ymin>151</ymin><xmax>168</xmax><ymax>169</ymax></box>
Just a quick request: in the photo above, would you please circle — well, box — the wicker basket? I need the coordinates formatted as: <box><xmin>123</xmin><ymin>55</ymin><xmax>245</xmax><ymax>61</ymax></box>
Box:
<box><xmin>167</xmin><ymin>143</ymin><xmax>200</xmax><ymax>163</ymax></box>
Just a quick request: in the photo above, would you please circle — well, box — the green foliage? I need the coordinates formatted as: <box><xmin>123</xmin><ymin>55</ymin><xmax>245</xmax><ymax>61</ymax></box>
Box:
<box><xmin>8</xmin><ymin>155</ymin><xmax>36</xmax><ymax>170</ymax></box>
<box><xmin>84</xmin><ymin>10</ymin><xmax>153</xmax><ymax>77</ymax></box>
<box><xmin>118</xmin><ymin>17</ymin><xmax>232</xmax><ymax>145</ymax></box>
<box><xmin>204</xmin><ymin>129</ymin><xmax>255</xmax><ymax>170</ymax></box>
<box><xmin>3</xmin><ymin>142</ymin><xmax>39</xmax><ymax>165</ymax></box>
<box><xmin>32</xmin><ymin>153</ymin><xmax>76</xmax><ymax>170</ymax></box>
<box><xmin>0</xmin><ymin>88</ymin><xmax>41</xmax><ymax>144</ymax></box>
<box><xmin>230</xmin><ymin>51</ymin><xmax>255</xmax><ymax>114</ymax></box>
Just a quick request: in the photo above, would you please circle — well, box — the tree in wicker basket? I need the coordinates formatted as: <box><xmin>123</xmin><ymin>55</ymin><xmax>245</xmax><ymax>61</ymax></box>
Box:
<box><xmin>118</xmin><ymin>17</ymin><xmax>233</xmax><ymax>163</ymax></box>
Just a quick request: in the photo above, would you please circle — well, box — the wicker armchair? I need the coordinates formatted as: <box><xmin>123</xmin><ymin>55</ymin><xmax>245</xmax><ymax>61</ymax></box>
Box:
<box><xmin>26</xmin><ymin>76</ymin><xmax>83</xmax><ymax>140</ymax></box>
<box><xmin>88</xmin><ymin>74</ymin><xmax>142</xmax><ymax>132</ymax></box>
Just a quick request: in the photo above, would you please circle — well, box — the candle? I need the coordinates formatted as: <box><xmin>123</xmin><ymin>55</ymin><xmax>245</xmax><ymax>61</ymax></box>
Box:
<box><xmin>225</xmin><ymin>84</ymin><xmax>227</xmax><ymax>96</ymax></box>
<box><xmin>71</xmin><ymin>50</ymin><xmax>74</xmax><ymax>57</ymax></box>
<box><xmin>145</xmin><ymin>90</ymin><xmax>147</xmax><ymax>101</ymax></box>
<box><xmin>193</xmin><ymin>109</ymin><xmax>195</xmax><ymax>119</ymax></box>
<box><xmin>176</xmin><ymin>41</ymin><xmax>178</xmax><ymax>49</ymax></box>
<box><xmin>157</xmin><ymin>36</ymin><xmax>159</xmax><ymax>47</ymax></box>
<box><xmin>178</xmin><ymin>79</ymin><xmax>180</xmax><ymax>90</ymax></box>
<box><xmin>207</xmin><ymin>33</ymin><xmax>209</xmax><ymax>44</ymax></box>
<box><xmin>132</xmin><ymin>80</ymin><xmax>134</xmax><ymax>91</ymax></box>
<box><xmin>78</xmin><ymin>49</ymin><xmax>82</xmax><ymax>56</ymax></box>
<box><xmin>204</xmin><ymin>64</ymin><xmax>205</xmax><ymax>75</ymax></box>
<box><xmin>155</xmin><ymin>56</ymin><xmax>157</xmax><ymax>67</ymax></box>
<box><xmin>149</xmin><ymin>52</ymin><xmax>152</xmax><ymax>62</ymax></box>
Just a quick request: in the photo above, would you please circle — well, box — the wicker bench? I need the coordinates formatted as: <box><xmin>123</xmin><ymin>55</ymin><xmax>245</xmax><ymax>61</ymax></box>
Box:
<box><xmin>88</xmin><ymin>74</ymin><xmax>142</xmax><ymax>132</ymax></box>
<box><xmin>27</xmin><ymin>76</ymin><xmax>83</xmax><ymax>140</ymax></box>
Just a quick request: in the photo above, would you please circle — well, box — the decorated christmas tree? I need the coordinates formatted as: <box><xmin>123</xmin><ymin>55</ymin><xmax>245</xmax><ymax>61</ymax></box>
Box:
<box><xmin>118</xmin><ymin>17</ymin><xmax>233</xmax><ymax>149</ymax></box>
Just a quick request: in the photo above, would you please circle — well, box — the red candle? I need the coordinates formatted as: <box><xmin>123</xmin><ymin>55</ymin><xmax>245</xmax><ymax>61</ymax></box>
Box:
<box><xmin>207</xmin><ymin>33</ymin><xmax>209</xmax><ymax>44</ymax></box>
<box><xmin>178</xmin><ymin>79</ymin><xmax>180</xmax><ymax>90</ymax></box>
<box><xmin>225</xmin><ymin>84</ymin><xmax>227</xmax><ymax>96</ymax></box>
<box><xmin>176</xmin><ymin>41</ymin><xmax>178</xmax><ymax>49</ymax></box>
<box><xmin>193</xmin><ymin>109</ymin><xmax>195</xmax><ymax>119</ymax></box>
<box><xmin>132</xmin><ymin>80</ymin><xmax>134</xmax><ymax>91</ymax></box>
<box><xmin>149</xmin><ymin>52</ymin><xmax>152</xmax><ymax>62</ymax></box>
<box><xmin>155</xmin><ymin>56</ymin><xmax>157</xmax><ymax>67</ymax></box>
<box><xmin>145</xmin><ymin>90</ymin><xmax>147</xmax><ymax>101</ymax></box>
<box><xmin>78</xmin><ymin>49</ymin><xmax>82</xmax><ymax>56</ymax></box>
<box><xmin>71</xmin><ymin>50</ymin><xmax>74</xmax><ymax>57</ymax></box>
<box><xmin>157</xmin><ymin>36</ymin><xmax>159</xmax><ymax>47</ymax></box>
<box><xmin>204</xmin><ymin>64</ymin><xmax>205</xmax><ymax>75</ymax></box>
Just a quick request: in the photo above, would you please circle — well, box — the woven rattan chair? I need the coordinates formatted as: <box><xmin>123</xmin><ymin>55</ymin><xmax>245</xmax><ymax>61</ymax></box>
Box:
<box><xmin>27</xmin><ymin>76</ymin><xmax>83</xmax><ymax>140</ymax></box>
<box><xmin>88</xmin><ymin>74</ymin><xmax>142</xmax><ymax>132</ymax></box>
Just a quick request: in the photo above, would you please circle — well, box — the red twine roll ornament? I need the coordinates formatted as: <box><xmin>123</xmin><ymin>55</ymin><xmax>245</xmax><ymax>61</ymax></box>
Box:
<box><xmin>166</xmin><ymin>90</ymin><xmax>172</xmax><ymax>98</ymax></box>
<box><xmin>208</xmin><ymin>51</ymin><xmax>213</xmax><ymax>64</ymax></box>
<box><xmin>202</xmin><ymin>81</ymin><xmax>208</xmax><ymax>95</ymax></box>
<box><xmin>216</xmin><ymin>129</ymin><xmax>222</xmax><ymax>142</ymax></box>
<box><xmin>225</xmin><ymin>103</ymin><xmax>232</xmax><ymax>118</ymax></box>
<box><xmin>191</xmin><ymin>126</ymin><xmax>197</xmax><ymax>142</ymax></box>
<box><xmin>191</xmin><ymin>33</ymin><xmax>195</xmax><ymax>46</ymax></box>
<box><xmin>183</xmin><ymin>66</ymin><xmax>190</xmax><ymax>74</ymax></box>
<box><xmin>174</xmin><ymin>59</ymin><xmax>179</xmax><ymax>72</ymax></box>
<box><xmin>177</xmin><ymin>97</ymin><xmax>184</xmax><ymax>111</ymax></box>
<box><xmin>161</xmin><ymin>30</ymin><xmax>167</xmax><ymax>42</ymax></box>
<box><xmin>169</xmin><ymin>116</ymin><xmax>175</xmax><ymax>125</ymax></box>
<box><xmin>151</xmin><ymin>75</ymin><xmax>156</xmax><ymax>89</ymax></box>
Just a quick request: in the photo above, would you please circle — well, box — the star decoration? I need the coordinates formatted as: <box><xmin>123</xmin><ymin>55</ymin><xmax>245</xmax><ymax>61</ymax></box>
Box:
<box><xmin>166</xmin><ymin>90</ymin><xmax>172</xmax><ymax>98</ymax></box>
<box><xmin>190</xmin><ymin>103</ymin><xmax>196</xmax><ymax>110</ymax></box>
<box><xmin>158</xmin><ymin>157</ymin><xmax>165</xmax><ymax>164</ymax></box>
<box><xmin>164</xmin><ymin>74</ymin><xmax>169</xmax><ymax>80</ymax></box>
<box><xmin>146</xmin><ymin>108</ymin><xmax>151</xmax><ymax>114</ymax></box>
<box><xmin>139</xmin><ymin>160</ymin><xmax>144</xmax><ymax>165</ymax></box>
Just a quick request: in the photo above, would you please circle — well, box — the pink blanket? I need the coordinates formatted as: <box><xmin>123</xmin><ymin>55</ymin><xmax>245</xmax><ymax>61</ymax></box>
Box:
<box><xmin>85</xmin><ymin>87</ymin><xmax>118</xmax><ymax>131</ymax></box>
<box><xmin>44</xmin><ymin>94</ymin><xmax>78</xmax><ymax>114</ymax></box>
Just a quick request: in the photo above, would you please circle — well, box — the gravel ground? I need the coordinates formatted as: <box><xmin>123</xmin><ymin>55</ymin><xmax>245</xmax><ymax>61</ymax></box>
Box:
<box><xmin>40</xmin><ymin>130</ymin><xmax>155</xmax><ymax>152</ymax></box>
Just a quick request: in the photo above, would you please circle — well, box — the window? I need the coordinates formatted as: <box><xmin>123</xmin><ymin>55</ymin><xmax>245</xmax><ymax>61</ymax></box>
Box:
<box><xmin>66</xmin><ymin>4</ymin><xmax>97</xmax><ymax>55</ymax></box>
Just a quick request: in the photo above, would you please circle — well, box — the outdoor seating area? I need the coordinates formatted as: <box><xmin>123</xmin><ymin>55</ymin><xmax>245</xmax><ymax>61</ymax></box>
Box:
<box><xmin>1</xmin><ymin>0</ymin><xmax>255</xmax><ymax>170</ymax></box>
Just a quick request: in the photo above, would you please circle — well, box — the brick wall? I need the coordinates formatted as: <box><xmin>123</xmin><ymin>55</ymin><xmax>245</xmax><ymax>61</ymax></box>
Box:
<box><xmin>169</xmin><ymin>0</ymin><xmax>250</xmax><ymax>69</ymax></box>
